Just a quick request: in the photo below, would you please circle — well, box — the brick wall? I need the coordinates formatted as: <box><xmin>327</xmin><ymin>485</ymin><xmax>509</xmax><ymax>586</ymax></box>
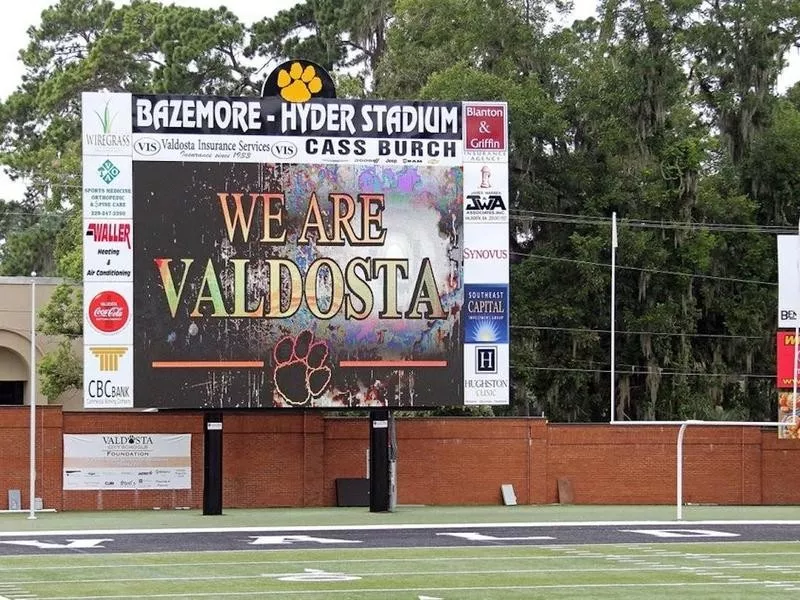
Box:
<box><xmin>545</xmin><ymin>425</ymin><xmax>764</xmax><ymax>505</ymax></box>
<box><xmin>1</xmin><ymin>407</ymin><xmax>798</xmax><ymax>511</ymax></box>
<box><xmin>0</xmin><ymin>406</ymin><xmax>63</xmax><ymax>511</ymax></box>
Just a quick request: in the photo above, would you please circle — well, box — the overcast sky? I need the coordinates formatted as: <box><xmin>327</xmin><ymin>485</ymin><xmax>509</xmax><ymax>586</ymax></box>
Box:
<box><xmin>0</xmin><ymin>0</ymin><xmax>798</xmax><ymax>201</ymax></box>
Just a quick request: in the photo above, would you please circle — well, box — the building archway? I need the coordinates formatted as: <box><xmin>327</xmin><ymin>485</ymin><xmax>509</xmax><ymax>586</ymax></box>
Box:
<box><xmin>0</xmin><ymin>328</ymin><xmax>45</xmax><ymax>406</ymax></box>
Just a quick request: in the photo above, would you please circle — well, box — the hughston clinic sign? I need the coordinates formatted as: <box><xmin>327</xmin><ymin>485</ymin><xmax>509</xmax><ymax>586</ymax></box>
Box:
<box><xmin>81</xmin><ymin>60</ymin><xmax>510</xmax><ymax>410</ymax></box>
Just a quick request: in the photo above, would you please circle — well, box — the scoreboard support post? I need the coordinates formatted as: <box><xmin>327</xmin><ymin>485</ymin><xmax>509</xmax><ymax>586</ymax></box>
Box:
<box><xmin>369</xmin><ymin>409</ymin><xmax>392</xmax><ymax>512</ymax></box>
<box><xmin>203</xmin><ymin>411</ymin><xmax>223</xmax><ymax>515</ymax></box>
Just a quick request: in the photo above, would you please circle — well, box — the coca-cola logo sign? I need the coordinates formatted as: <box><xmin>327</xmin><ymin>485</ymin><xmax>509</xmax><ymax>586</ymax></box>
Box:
<box><xmin>88</xmin><ymin>291</ymin><xmax>129</xmax><ymax>333</ymax></box>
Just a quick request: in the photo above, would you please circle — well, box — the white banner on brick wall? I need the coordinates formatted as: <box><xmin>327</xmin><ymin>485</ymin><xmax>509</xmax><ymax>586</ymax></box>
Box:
<box><xmin>63</xmin><ymin>433</ymin><xmax>191</xmax><ymax>490</ymax></box>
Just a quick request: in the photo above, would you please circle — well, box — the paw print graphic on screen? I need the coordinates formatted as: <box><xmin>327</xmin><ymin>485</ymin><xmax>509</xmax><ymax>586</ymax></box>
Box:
<box><xmin>277</xmin><ymin>62</ymin><xmax>323</xmax><ymax>103</ymax></box>
<box><xmin>273</xmin><ymin>330</ymin><xmax>332</xmax><ymax>406</ymax></box>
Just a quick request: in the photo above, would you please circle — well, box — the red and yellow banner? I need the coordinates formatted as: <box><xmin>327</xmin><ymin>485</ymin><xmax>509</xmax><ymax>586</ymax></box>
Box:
<box><xmin>776</xmin><ymin>331</ymin><xmax>800</xmax><ymax>388</ymax></box>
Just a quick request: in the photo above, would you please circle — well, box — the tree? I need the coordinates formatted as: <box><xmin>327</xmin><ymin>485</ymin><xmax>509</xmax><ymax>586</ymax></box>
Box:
<box><xmin>0</xmin><ymin>199</ymin><xmax>60</xmax><ymax>276</ymax></box>
<box><xmin>0</xmin><ymin>0</ymin><xmax>255</xmax><ymax>400</ymax></box>
<box><xmin>248</xmin><ymin>0</ymin><xmax>393</xmax><ymax>92</ymax></box>
<box><xmin>686</xmin><ymin>0</ymin><xmax>800</xmax><ymax>164</ymax></box>
<box><xmin>249</xmin><ymin>1</ymin><xmax>344</xmax><ymax>72</ymax></box>
<box><xmin>376</xmin><ymin>0</ymin><xmax>551</xmax><ymax>99</ymax></box>
<box><xmin>3</xmin><ymin>0</ymin><xmax>796</xmax><ymax>420</ymax></box>
<box><xmin>494</xmin><ymin>0</ymin><xmax>785</xmax><ymax>420</ymax></box>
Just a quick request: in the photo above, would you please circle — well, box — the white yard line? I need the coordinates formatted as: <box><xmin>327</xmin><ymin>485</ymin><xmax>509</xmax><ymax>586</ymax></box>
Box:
<box><xmin>2</xmin><ymin>519</ymin><xmax>800</xmax><ymax>537</ymax></box>
<box><xmin>550</xmin><ymin>544</ymin><xmax>800</xmax><ymax>595</ymax></box>
<box><xmin>4</xmin><ymin>549</ymin><xmax>800</xmax><ymax>572</ymax></box>
<box><xmin>3</xmin><ymin>564</ymin><xmax>799</xmax><ymax>587</ymax></box>
<box><xmin>0</xmin><ymin>555</ymin><xmax>560</xmax><ymax>572</ymax></box>
<box><xmin>0</xmin><ymin>583</ymin><xmax>33</xmax><ymax>596</ymax></box>
<box><xmin>3</xmin><ymin>541</ymin><xmax>799</xmax><ymax>598</ymax></box>
<box><xmin>38</xmin><ymin>581</ymin><xmax>800</xmax><ymax>599</ymax></box>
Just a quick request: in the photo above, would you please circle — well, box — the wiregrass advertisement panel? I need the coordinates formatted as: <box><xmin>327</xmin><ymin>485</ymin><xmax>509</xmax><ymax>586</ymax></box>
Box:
<box><xmin>82</xmin><ymin>85</ymin><xmax>509</xmax><ymax>409</ymax></box>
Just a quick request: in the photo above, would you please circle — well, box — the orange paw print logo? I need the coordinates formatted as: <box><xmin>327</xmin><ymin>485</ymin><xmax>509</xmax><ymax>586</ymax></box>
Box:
<box><xmin>273</xmin><ymin>330</ymin><xmax>332</xmax><ymax>406</ymax></box>
<box><xmin>277</xmin><ymin>62</ymin><xmax>323</xmax><ymax>103</ymax></box>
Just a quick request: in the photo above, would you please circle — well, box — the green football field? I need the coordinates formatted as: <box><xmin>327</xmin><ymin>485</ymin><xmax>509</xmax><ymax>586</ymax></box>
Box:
<box><xmin>2</xmin><ymin>542</ymin><xmax>800</xmax><ymax>599</ymax></box>
<box><xmin>3</xmin><ymin>506</ymin><xmax>800</xmax><ymax>599</ymax></box>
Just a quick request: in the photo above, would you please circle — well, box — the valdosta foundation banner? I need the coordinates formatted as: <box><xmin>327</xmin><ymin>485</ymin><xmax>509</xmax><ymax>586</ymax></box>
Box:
<box><xmin>63</xmin><ymin>434</ymin><xmax>191</xmax><ymax>490</ymax></box>
<box><xmin>81</xmin><ymin>76</ymin><xmax>510</xmax><ymax>409</ymax></box>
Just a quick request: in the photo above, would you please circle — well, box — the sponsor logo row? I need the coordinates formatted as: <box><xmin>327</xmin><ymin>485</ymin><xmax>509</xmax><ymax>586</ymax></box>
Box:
<box><xmin>82</xmin><ymin>92</ymin><xmax>508</xmax><ymax>154</ymax></box>
<box><xmin>463</xmin><ymin>102</ymin><xmax>508</xmax><ymax>163</ymax></box>
<box><xmin>83</xmin><ymin>280</ymin><xmax>133</xmax><ymax>408</ymax></box>
<box><xmin>83</xmin><ymin>155</ymin><xmax>510</xmax><ymax>228</ymax></box>
<box><xmin>84</xmin><ymin>344</ymin><xmax>133</xmax><ymax>409</ymax></box>
<box><xmin>463</xmin><ymin>222</ymin><xmax>509</xmax><ymax>284</ymax></box>
<box><xmin>86</xmin><ymin>131</ymin><xmax>508</xmax><ymax>167</ymax></box>
<box><xmin>84</xmin><ymin>219</ymin><xmax>132</xmax><ymax>282</ymax></box>
<box><xmin>464</xmin><ymin>344</ymin><xmax>509</xmax><ymax>405</ymax></box>
<box><xmin>86</xmin><ymin>132</ymin><xmax>505</xmax><ymax>167</ymax></box>
<box><xmin>130</xmin><ymin>134</ymin><xmax>463</xmax><ymax>166</ymax></box>
<box><xmin>463</xmin><ymin>283</ymin><xmax>510</xmax><ymax>405</ymax></box>
<box><xmin>83</xmin><ymin>155</ymin><xmax>132</xmax><ymax>220</ymax></box>
<box><xmin>463</xmin><ymin>163</ymin><xmax>508</xmax><ymax>224</ymax></box>
<box><xmin>84</xmin><ymin>283</ymin><xmax>132</xmax><ymax>344</ymax></box>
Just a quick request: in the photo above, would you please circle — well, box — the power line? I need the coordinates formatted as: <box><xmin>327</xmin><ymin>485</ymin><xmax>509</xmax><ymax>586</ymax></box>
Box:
<box><xmin>4</xmin><ymin>228</ymin><xmax>778</xmax><ymax>288</ymax></box>
<box><xmin>510</xmin><ymin>363</ymin><xmax>776</xmax><ymax>378</ymax></box>
<box><xmin>2</xmin><ymin>189</ymin><xmax>798</xmax><ymax>234</ymax></box>
<box><xmin>512</xmin><ymin>324</ymin><xmax>769</xmax><ymax>340</ymax></box>
<box><xmin>511</xmin><ymin>208</ymin><xmax>797</xmax><ymax>234</ymax></box>
<box><xmin>520</xmin><ymin>353</ymin><xmax>772</xmax><ymax>374</ymax></box>
<box><xmin>512</xmin><ymin>207</ymin><xmax>789</xmax><ymax>230</ymax></box>
<box><xmin>577</xmin><ymin>357</ymin><xmax>769</xmax><ymax>376</ymax></box>
<box><xmin>2</xmin><ymin>186</ymin><xmax>798</xmax><ymax>234</ymax></box>
<box><xmin>511</xmin><ymin>251</ymin><xmax>778</xmax><ymax>286</ymax></box>
<box><xmin>8</xmin><ymin>308</ymin><xmax>774</xmax><ymax>342</ymax></box>
<box><xmin>8</xmin><ymin>320</ymin><xmax>774</xmax><ymax>342</ymax></box>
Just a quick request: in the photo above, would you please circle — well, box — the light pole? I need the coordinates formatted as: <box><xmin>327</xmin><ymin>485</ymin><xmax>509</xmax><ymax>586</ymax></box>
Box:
<box><xmin>28</xmin><ymin>271</ymin><xmax>37</xmax><ymax>520</ymax></box>
<box><xmin>610</xmin><ymin>212</ymin><xmax>618</xmax><ymax>422</ymax></box>
<box><xmin>794</xmin><ymin>221</ymin><xmax>800</xmax><ymax>424</ymax></box>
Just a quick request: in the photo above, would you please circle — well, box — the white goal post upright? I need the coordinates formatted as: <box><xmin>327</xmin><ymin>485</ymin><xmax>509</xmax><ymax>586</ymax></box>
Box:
<box><xmin>793</xmin><ymin>218</ymin><xmax>800</xmax><ymax>422</ymax></box>
<box><xmin>610</xmin><ymin>212</ymin><xmax>617</xmax><ymax>423</ymax></box>
<box><xmin>615</xmin><ymin>420</ymin><xmax>785</xmax><ymax>520</ymax></box>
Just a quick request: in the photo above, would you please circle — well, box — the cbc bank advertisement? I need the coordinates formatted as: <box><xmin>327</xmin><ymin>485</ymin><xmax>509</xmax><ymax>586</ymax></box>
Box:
<box><xmin>82</xmin><ymin>87</ymin><xmax>510</xmax><ymax>409</ymax></box>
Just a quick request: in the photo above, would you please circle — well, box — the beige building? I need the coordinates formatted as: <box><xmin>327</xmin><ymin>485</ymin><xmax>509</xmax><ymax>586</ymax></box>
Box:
<box><xmin>0</xmin><ymin>276</ymin><xmax>83</xmax><ymax>411</ymax></box>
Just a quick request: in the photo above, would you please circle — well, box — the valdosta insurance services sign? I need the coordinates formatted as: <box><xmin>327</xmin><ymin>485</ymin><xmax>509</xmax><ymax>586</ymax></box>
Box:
<box><xmin>82</xmin><ymin>69</ymin><xmax>510</xmax><ymax>410</ymax></box>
